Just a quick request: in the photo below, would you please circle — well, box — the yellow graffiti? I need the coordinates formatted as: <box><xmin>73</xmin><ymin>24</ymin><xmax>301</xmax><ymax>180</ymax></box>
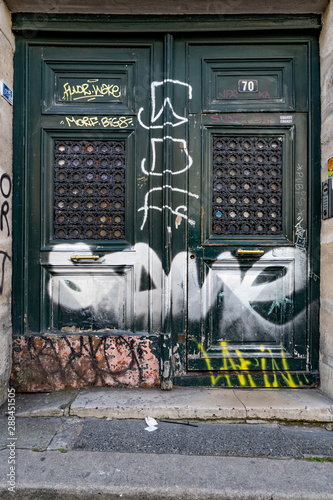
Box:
<box><xmin>63</xmin><ymin>116</ymin><xmax>133</xmax><ymax>129</ymax></box>
<box><xmin>100</xmin><ymin>116</ymin><xmax>133</xmax><ymax>128</ymax></box>
<box><xmin>62</xmin><ymin>80</ymin><xmax>121</xmax><ymax>101</ymax></box>
<box><xmin>194</xmin><ymin>340</ymin><xmax>310</xmax><ymax>388</ymax></box>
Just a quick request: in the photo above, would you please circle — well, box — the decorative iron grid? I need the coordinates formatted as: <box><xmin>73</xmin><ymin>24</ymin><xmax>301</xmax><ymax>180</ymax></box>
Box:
<box><xmin>212</xmin><ymin>136</ymin><xmax>283</xmax><ymax>236</ymax></box>
<box><xmin>53</xmin><ymin>140</ymin><xmax>125</xmax><ymax>240</ymax></box>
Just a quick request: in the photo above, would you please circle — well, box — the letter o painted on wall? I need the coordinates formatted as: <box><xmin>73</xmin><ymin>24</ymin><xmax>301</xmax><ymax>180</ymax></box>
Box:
<box><xmin>0</xmin><ymin>174</ymin><xmax>11</xmax><ymax>198</ymax></box>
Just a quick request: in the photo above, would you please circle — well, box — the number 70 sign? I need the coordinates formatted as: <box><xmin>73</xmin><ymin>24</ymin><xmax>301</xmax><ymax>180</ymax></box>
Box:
<box><xmin>238</xmin><ymin>79</ymin><xmax>258</xmax><ymax>92</ymax></box>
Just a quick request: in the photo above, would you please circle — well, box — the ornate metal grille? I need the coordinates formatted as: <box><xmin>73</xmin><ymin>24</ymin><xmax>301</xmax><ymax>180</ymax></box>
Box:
<box><xmin>53</xmin><ymin>140</ymin><xmax>125</xmax><ymax>240</ymax></box>
<box><xmin>212</xmin><ymin>136</ymin><xmax>283</xmax><ymax>236</ymax></box>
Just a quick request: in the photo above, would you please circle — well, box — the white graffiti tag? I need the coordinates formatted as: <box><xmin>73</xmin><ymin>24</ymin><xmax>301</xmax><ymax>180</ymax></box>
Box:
<box><xmin>295</xmin><ymin>216</ymin><xmax>306</xmax><ymax>250</ymax></box>
<box><xmin>138</xmin><ymin>80</ymin><xmax>198</xmax><ymax>230</ymax></box>
<box><xmin>137</xmin><ymin>80</ymin><xmax>192</xmax><ymax>130</ymax></box>
<box><xmin>138</xmin><ymin>186</ymin><xmax>197</xmax><ymax>230</ymax></box>
<box><xmin>141</xmin><ymin>137</ymin><xmax>193</xmax><ymax>176</ymax></box>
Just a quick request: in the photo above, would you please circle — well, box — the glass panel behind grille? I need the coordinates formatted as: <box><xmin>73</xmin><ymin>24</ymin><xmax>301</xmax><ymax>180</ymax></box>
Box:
<box><xmin>212</xmin><ymin>136</ymin><xmax>283</xmax><ymax>236</ymax></box>
<box><xmin>53</xmin><ymin>140</ymin><xmax>125</xmax><ymax>240</ymax></box>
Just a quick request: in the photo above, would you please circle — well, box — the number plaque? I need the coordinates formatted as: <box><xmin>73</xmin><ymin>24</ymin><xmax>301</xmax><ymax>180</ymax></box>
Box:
<box><xmin>238</xmin><ymin>79</ymin><xmax>258</xmax><ymax>93</ymax></box>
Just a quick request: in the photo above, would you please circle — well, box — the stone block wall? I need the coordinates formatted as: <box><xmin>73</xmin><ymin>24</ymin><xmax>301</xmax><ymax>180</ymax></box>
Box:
<box><xmin>0</xmin><ymin>0</ymin><xmax>13</xmax><ymax>405</ymax></box>
<box><xmin>320</xmin><ymin>0</ymin><xmax>333</xmax><ymax>398</ymax></box>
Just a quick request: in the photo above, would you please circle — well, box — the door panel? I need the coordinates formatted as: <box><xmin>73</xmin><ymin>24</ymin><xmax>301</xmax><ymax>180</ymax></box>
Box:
<box><xmin>26</xmin><ymin>42</ymin><xmax>164</xmax><ymax>335</ymax></box>
<box><xmin>42</xmin><ymin>46</ymin><xmax>138</xmax><ymax>114</ymax></box>
<box><xmin>44</xmin><ymin>265</ymin><xmax>134</xmax><ymax>332</ymax></box>
<box><xmin>186</xmin><ymin>41</ymin><xmax>310</xmax><ymax>376</ymax></box>
<box><xmin>17</xmin><ymin>32</ymin><xmax>319</xmax><ymax>388</ymax></box>
<box><xmin>188</xmin><ymin>42</ymin><xmax>307</xmax><ymax>112</ymax></box>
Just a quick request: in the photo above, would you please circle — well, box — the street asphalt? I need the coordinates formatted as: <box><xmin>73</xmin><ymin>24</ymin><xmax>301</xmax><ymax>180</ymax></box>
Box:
<box><xmin>0</xmin><ymin>414</ymin><xmax>332</xmax><ymax>499</ymax></box>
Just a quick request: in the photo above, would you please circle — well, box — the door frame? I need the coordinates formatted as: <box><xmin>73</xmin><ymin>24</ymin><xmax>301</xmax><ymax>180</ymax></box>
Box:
<box><xmin>12</xmin><ymin>14</ymin><xmax>321</xmax><ymax>389</ymax></box>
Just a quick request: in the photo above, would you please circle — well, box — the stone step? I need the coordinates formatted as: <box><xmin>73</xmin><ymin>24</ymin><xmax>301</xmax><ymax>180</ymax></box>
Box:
<box><xmin>8</xmin><ymin>387</ymin><xmax>333</xmax><ymax>423</ymax></box>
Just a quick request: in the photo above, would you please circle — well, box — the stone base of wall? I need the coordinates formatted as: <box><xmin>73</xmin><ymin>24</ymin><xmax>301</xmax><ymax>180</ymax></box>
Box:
<box><xmin>11</xmin><ymin>334</ymin><xmax>160</xmax><ymax>392</ymax></box>
<box><xmin>319</xmin><ymin>360</ymin><xmax>333</xmax><ymax>399</ymax></box>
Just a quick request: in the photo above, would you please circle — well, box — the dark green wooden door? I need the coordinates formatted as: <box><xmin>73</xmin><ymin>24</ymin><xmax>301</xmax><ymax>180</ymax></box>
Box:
<box><xmin>24</xmin><ymin>41</ymin><xmax>165</xmax><ymax>335</ymax></box>
<box><xmin>184</xmin><ymin>41</ymin><xmax>318</xmax><ymax>386</ymax></box>
<box><xmin>16</xmin><ymin>31</ymin><xmax>319</xmax><ymax>388</ymax></box>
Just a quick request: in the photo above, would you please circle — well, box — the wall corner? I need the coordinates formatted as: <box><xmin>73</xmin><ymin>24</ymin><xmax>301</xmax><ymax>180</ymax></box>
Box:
<box><xmin>0</xmin><ymin>0</ymin><xmax>14</xmax><ymax>405</ymax></box>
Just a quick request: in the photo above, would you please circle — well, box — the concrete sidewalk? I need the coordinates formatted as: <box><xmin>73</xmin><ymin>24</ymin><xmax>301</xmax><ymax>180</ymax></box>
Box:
<box><xmin>0</xmin><ymin>449</ymin><xmax>333</xmax><ymax>500</ymax></box>
<box><xmin>1</xmin><ymin>388</ymin><xmax>333</xmax><ymax>499</ymax></box>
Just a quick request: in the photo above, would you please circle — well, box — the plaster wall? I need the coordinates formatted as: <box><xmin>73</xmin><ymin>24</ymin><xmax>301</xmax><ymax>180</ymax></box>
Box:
<box><xmin>320</xmin><ymin>0</ymin><xmax>333</xmax><ymax>398</ymax></box>
<box><xmin>0</xmin><ymin>0</ymin><xmax>13</xmax><ymax>405</ymax></box>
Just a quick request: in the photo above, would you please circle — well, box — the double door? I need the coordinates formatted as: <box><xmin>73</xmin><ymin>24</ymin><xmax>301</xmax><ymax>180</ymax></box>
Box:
<box><xmin>17</xmin><ymin>33</ymin><xmax>319</xmax><ymax>387</ymax></box>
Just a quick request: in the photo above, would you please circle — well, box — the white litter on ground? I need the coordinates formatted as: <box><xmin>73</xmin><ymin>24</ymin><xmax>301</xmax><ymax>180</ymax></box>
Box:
<box><xmin>145</xmin><ymin>416</ymin><xmax>158</xmax><ymax>432</ymax></box>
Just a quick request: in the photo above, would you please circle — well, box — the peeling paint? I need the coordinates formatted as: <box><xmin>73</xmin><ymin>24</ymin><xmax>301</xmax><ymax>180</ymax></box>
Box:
<box><xmin>162</xmin><ymin>360</ymin><xmax>171</xmax><ymax>378</ymax></box>
<box><xmin>11</xmin><ymin>334</ymin><xmax>160</xmax><ymax>392</ymax></box>
<box><xmin>172</xmin><ymin>342</ymin><xmax>186</xmax><ymax>377</ymax></box>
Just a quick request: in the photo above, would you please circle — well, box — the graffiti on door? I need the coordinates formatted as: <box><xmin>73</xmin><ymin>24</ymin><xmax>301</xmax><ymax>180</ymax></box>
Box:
<box><xmin>12</xmin><ymin>244</ymin><xmax>311</xmax><ymax>390</ymax></box>
<box><xmin>137</xmin><ymin>80</ymin><xmax>199</xmax><ymax>230</ymax></box>
<box><xmin>194</xmin><ymin>341</ymin><xmax>310</xmax><ymax>388</ymax></box>
<box><xmin>14</xmin><ymin>37</ymin><xmax>318</xmax><ymax>393</ymax></box>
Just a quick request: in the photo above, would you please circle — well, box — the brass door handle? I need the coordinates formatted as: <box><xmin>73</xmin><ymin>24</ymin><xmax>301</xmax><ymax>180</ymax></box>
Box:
<box><xmin>71</xmin><ymin>255</ymin><xmax>100</xmax><ymax>262</ymax></box>
<box><xmin>236</xmin><ymin>249</ymin><xmax>264</xmax><ymax>256</ymax></box>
